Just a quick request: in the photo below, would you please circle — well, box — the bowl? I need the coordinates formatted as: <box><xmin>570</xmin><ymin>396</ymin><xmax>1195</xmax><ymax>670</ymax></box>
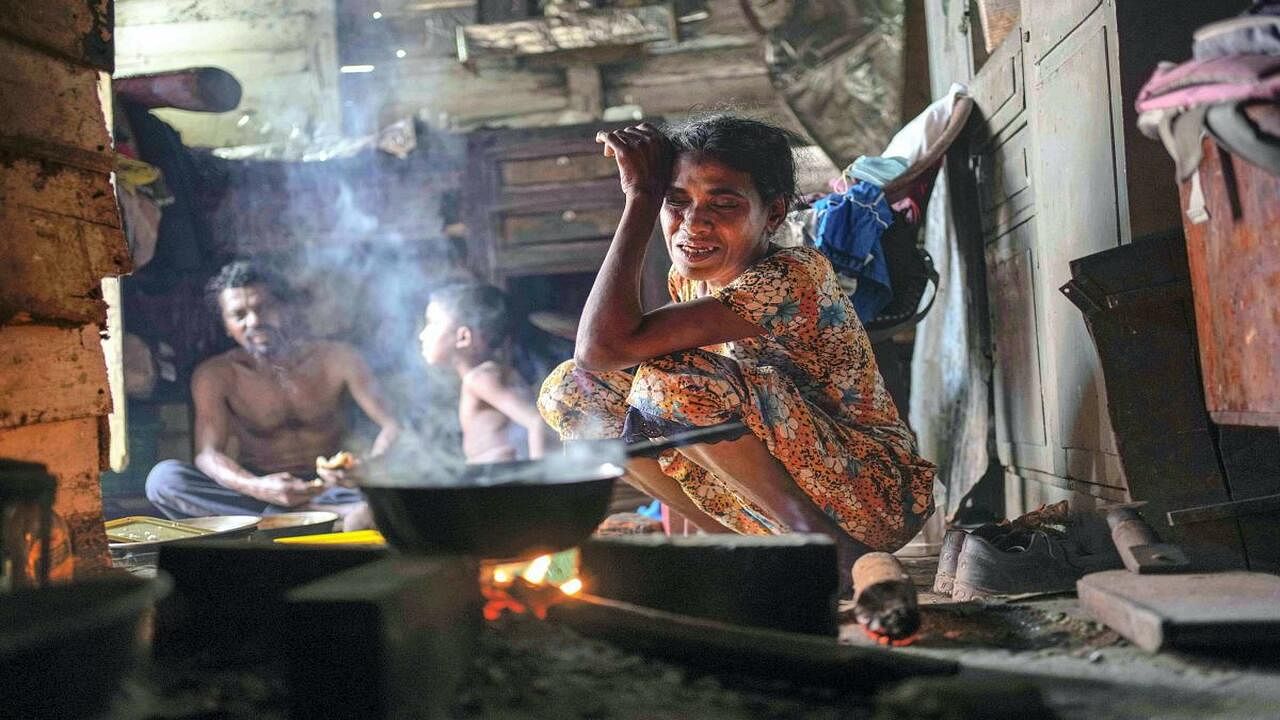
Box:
<box><xmin>251</xmin><ymin>511</ymin><xmax>340</xmax><ymax>541</ymax></box>
<box><xmin>0</xmin><ymin>572</ymin><xmax>169</xmax><ymax>717</ymax></box>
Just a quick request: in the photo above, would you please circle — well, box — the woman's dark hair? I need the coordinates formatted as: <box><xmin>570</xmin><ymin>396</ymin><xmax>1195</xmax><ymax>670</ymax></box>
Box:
<box><xmin>664</xmin><ymin>115</ymin><xmax>801</xmax><ymax>210</ymax></box>
<box><xmin>430</xmin><ymin>283</ymin><xmax>513</xmax><ymax>348</ymax></box>
<box><xmin>205</xmin><ymin>260</ymin><xmax>294</xmax><ymax>311</ymax></box>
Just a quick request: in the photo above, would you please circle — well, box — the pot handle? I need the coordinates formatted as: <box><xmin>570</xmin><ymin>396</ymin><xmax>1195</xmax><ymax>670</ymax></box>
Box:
<box><xmin>623</xmin><ymin>421</ymin><xmax>749</xmax><ymax>457</ymax></box>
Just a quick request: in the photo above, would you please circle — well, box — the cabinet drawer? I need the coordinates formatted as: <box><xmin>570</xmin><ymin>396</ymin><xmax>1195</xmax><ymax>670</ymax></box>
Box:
<box><xmin>495</xmin><ymin>239</ymin><xmax>612</xmax><ymax>276</ymax></box>
<box><xmin>501</xmin><ymin>206</ymin><xmax>621</xmax><ymax>247</ymax></box>
<box><xmin>501</xmin><ymin>152</ymin><xmax>618</xmax><ymax>187</ymax></box>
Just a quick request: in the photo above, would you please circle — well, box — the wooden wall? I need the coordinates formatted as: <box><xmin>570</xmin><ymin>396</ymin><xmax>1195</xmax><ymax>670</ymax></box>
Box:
<box><xmin>0</xmin><ymin>0</ymin><xmax>131</xmax><ymax>570</ymax></box>
<box><xmin>113</xmin><ymin>0</ymin><xmax>799</xmax><ymax>146</ymax></box>
<box><xmin>115</xmin><ymin>0</ymin><xmax>342</xmax><ymax>148</ymax></box>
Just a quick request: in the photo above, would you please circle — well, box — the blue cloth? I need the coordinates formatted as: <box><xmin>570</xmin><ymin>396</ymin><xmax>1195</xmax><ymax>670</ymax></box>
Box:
<box><xmin>847</xmin><ymin>155</ymin><xmax>909</xmax><ymax>187</ymax></box>
<box><xmin>636</xmin><ymin>499</ymin><xmax>663</xmax><ymax>519</ymax></box>
<box><xmin>812</xmin><ymin>182</ymin><xmax>895</xmax><ymax>322</ymax></box>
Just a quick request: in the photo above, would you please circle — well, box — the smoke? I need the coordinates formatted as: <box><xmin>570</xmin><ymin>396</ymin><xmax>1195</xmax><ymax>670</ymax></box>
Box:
<box><xmin>207</xmin><ymin>125</ymin><xmax>472</xmax><ymax>478</ymax></box>
<box><xmin>369</xmin><ymin>434</ymin><xmax>625</xmax><ymax>488</ymax></box>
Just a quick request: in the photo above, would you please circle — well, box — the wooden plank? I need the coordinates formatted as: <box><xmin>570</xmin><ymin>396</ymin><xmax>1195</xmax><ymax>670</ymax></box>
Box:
<box><xmin>117</xmin><ymin>0</ymin><xmax>325</xmax><ymax>26</ymax></box>
<box><xmin>0</xmin><ymin>204</ymin><xmax>130</xmax><ymax>323</ymax></box>
<box><xmin>114</xmin><ymin>15</ymin><xmax>328</xmax><ymax>56</ymax></box>
<box><xmin>976</xmin><ymin>0</ymin><xmax>1019</xmax><ymax>52</ymax></box>
<box><xmin>459</xmin><ymin>5</ymin><xmax>675</xmax><ymax>61</ymax></box>
<box><xmin>0</xmin><ymin>155</ymin><xmax>121</xmax><ymax>228</ymax></box>
<box><xmin>0</xmin><ymin>417</ymin><xmax>112</xmax><ymax>571</ymax></box>
<box><xmin>604</xmin><ymin>65</ymin><xmax>774</xmax><ymax>116</ymax></box>
<box><xmin>116</xmin><ymin>48</ymin><xmax>313</xmax><ymax>78</ymax></box>
<box><xmin>0</xmin><ymin>323</ymin><xmax>111</xmax><ymax>429</ymax></box>
<box><xmin>0</xmin><ymin>0</ymin><xmax>113</xmax><ymax>70</ymax></box>
<box><xmin>101</xmin><ymin>278</ymin><xmax>128</xmax><ymax>472</ymax></box>
<box><xmin>396</xmin><ymin>64</ymin><xmax>567</xmax><ymax>123</ymax></box>
<box><xmin>0</xmin><ymin>37</ymin><xmax>113</xmax><ymax>166</ymax></box>
<box><xmin>1077</xmin><ymin>570</ymin><xmax>1280</xmax><ymax>652</ymax></box>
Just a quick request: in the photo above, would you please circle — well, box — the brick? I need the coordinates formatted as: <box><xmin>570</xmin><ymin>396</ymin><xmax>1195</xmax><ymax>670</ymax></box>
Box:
<box><xmin>0</xmin><ymin>324</ymin><xmax>111</xmax><ymax>429</ymax></box>
<box><xmin>284</xmin><ymin>557</ymin><xmax>482</xmax><ymax>720</ymax></box>
<box><xmin>0</xmin><ymin>417</ymin><xmax>110</xmax><ymax>571</ymax></box>
<box><xmin>578</xmin><ymin>533</ymin><xmax>839</xmax><ymax>636</ymax></box>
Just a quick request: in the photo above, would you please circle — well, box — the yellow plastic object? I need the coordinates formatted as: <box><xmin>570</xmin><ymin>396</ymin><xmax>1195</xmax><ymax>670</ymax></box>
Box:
<box><xmin>273</xmin><ymin>529</ymin><xmax>386</xmax><ymax>546</ymax></box>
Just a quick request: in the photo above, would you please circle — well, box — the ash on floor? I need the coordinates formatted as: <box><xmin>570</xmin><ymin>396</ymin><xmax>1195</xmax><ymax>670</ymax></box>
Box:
<box><xmin>839</xmin><ymin>556</ymin><xmax>1280</xmax><ymax>720</ymax></box>
<box><xmin>452</xmin><ymin>614</ymin><xmax>872</xmax><ymax>720</ymax></box>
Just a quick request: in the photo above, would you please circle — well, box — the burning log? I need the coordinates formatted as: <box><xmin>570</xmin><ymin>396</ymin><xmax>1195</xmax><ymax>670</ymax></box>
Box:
<box><xmin>851</xmin><ymin>552</ymin><xmax>920</xmax><ymax>644</ymax></box>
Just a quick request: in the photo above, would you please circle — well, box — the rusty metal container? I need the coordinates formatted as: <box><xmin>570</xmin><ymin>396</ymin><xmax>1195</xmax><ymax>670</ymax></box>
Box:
<box><xmin>1180</xmin><ymin>139</ymin><xmax>1280</xmax><ymax>428</ymax></box>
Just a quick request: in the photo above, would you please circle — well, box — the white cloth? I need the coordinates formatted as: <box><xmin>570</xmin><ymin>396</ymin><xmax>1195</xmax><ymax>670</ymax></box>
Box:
<box><xmin>882</xmin><ymin>82</ymin><xmax>970</xmax><ymax>165</ymax></box>
<box><xmin>908</xmin><ymin>168</ymin><xmax>990</xmax><ymax>518</ymax></box>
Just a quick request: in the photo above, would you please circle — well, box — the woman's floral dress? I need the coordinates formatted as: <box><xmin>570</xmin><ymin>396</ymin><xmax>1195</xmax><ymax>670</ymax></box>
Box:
<box><xmin>538</xmin><ymin>245</ymin><xmax>935</xmax><ymax>551</ymax></box>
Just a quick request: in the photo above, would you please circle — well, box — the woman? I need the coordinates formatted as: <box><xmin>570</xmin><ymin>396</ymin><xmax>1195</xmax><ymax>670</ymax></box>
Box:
<box><xmin>538</xmin><ymin>116</ymin><xmax>935</xmax><ymax>581</ymax></box>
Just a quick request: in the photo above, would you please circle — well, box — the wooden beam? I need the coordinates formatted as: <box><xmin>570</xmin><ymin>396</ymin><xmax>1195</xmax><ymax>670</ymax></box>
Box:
<box><xmin>458</xmin><ymin>5</ymin><xmax>675</xmax><ymax>62</ymax></box>
<box><xmin>565</xmin><ymin>63</ymin><xmax>603</xmax><ymax>118</ymax></box>
<box><xmin>117</xmin><ymin>0</ymin><xmax>325</xmax><ymax>27</ymax></box>
<box><xmin>114</xmin><ymin>14</ymin><xmax>328</xmax><ymax>56</ymax></box>
<box><xmin>0</xmin><ymin>323</ymin><xmax>111</xmax><ymax>429</ymax></box>
<box><xmin>0</xmin><ymin>417</ymin><xmax>112</xmax><ymax>572</ymax></box>
<box><xmin>0</xmin><ymin>0</ymin><xmax>113</xmax><ymax>70</ymax></box>
<box><xmin>101</xmin><ymin>279</ymin><xmax>129</xmax><ymax>472</ymax></box>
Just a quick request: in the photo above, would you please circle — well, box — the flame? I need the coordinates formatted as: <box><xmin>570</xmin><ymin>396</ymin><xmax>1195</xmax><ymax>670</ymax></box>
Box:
<box><xmin>480</xmin><ymin>551</ymin><xmax>582</xmax><ymax>621</ymax></box>
<box><xmin>521</xmin><ymin>554</ymin><xmax>553</xmax><ymax>584</ymax></box>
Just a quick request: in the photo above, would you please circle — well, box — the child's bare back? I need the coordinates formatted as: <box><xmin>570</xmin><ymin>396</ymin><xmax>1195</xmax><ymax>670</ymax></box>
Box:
<box><xmin>459</xmin><ymin>361</ymin><xmax>541</xmax><ymax>462</ymax></box>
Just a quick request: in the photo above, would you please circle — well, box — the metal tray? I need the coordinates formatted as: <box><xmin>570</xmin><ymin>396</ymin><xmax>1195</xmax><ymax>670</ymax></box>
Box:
<box><xmin>106</xmin><ymin>515</ymin><xmax>261</xmax><ymax>553</ymax></box>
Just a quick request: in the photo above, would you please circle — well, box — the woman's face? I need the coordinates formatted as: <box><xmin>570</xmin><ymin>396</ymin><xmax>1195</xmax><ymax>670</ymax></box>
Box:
<box><xmin>661</xmin><ymin>153</ymin><xmax>786</xmax><ymax>288</ymax></box>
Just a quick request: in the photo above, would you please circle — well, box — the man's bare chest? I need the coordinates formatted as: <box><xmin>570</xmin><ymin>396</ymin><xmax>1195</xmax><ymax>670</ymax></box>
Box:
<box><xmin>225</xmin><ymin>364</ymin><xmax>343</xmax><ymax>433</ymax></box>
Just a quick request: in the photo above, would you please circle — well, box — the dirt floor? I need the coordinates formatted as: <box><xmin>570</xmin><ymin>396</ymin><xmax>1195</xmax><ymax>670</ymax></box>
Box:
<box><xmin>118</xmin><ymin>555</ymin><xmax>1280</xmax><ymax>719</ymax></box>
<box><xmin>838</xmin><ymin>557</ymin><xmax>1280</xmax><ymax>720</ymax></box>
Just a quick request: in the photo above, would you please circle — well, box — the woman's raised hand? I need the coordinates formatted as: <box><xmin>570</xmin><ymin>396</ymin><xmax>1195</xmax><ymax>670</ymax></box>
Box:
<box><xmin>595</xmin><ymin>123</ymin><xmax>672</xmax><ymax>201</ymax></box>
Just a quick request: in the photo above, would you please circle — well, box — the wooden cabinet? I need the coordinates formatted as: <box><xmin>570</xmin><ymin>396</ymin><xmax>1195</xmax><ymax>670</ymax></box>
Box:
<box><xmin>463</xmin><ymin>121</ymin><xmax>669</xmax><ymax>312</ymax></box>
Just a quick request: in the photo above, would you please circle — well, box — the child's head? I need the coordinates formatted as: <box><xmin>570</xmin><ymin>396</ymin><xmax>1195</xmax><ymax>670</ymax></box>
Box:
<box><xmin>419</xmin><ymin>284</ymin><xmax>512</xmax><ymax>366</ymax></box>
<box><xmin>660</xmin><ymin>115</ymin><xmax>800</xmax><ymax>286</ymax></box>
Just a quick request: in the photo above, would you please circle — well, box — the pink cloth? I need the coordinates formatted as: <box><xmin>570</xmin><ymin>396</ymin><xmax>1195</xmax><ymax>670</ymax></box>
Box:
<box><xmin>1136</xmin><ymin>54</ymin><xmax>1280</xmax><ymax>112</ymax></box>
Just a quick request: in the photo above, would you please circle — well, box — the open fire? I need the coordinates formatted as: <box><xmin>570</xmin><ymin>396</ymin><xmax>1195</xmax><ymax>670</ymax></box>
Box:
<box><xmin>481</xmin><ymin>551</ymin><xmax>583</xmax><ymax>621</ymax></box>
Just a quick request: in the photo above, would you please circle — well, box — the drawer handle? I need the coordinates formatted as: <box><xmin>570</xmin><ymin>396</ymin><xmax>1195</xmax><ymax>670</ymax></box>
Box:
<box><xmin>556</xmin><ymin>155</ymin><xmax>571</xmax><ymax>166</ymax></box>
<box><xmin>561</xmin><ymin>209</ymin><xmax>578</xmax><ymax>222</ymax></box>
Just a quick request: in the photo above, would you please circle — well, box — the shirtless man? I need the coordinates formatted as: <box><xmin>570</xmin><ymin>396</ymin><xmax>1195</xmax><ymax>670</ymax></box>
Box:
<box><xmin>418</xmin><ymin>284</ymin><xmax>551</xmax><ymax>462</ymax></box>
<box><xmin>145</xmin><ymin>261</ymin><xmax>400</xmax><ymax>518</ymax></box>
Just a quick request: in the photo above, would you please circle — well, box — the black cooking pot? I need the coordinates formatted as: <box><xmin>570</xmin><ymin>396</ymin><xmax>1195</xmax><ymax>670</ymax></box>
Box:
<box><xmin>362</xmin><ymin>422</ymin><xmax>747</xmax><ymax>559</ymax></box>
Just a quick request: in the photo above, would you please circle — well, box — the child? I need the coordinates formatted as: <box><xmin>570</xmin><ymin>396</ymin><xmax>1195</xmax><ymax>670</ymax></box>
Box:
<box><xmin>420</xmin><ymin>284</ymin><xmax>552</xmax><ymax>462</ymax></box>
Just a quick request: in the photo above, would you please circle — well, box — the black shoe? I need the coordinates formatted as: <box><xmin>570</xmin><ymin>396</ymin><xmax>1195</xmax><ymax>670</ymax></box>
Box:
<box><xmin>952</xmin><ymin>525</ymin><xmax>1122</xmax><ymax>600</ymax></box>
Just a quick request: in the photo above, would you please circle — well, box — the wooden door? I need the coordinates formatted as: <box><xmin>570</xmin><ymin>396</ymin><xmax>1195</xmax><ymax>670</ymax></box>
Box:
<box><xmin>1026</xmin><ymin>2</ymin><xmax>1125</xmax><ymax>490</ymax></box>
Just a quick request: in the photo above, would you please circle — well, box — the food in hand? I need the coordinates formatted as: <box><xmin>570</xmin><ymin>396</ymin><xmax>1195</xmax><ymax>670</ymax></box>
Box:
<box><xmin>316</xmin><ymin>451</ymin><xmax>357</xmax><ymax>471</ymax></box>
